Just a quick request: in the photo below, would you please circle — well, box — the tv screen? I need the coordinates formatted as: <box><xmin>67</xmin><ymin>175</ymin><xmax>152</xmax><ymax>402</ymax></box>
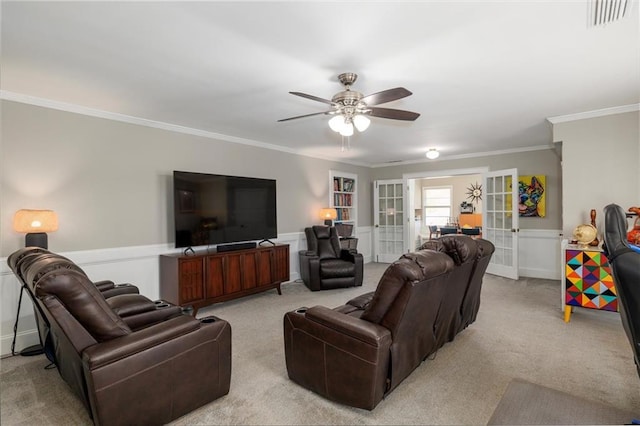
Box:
<box><xmin>173</xmin><ymin>171</ymin><xmax>277</xmax><ymax>248</ymax></box>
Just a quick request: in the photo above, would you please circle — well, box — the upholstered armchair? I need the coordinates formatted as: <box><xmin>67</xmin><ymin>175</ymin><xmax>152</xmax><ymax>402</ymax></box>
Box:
<box><xmin>603</xmin><ymin>203</ymin><xmax>640</xmax><ymax>378</ymax></box>
<box><xmin>299</xmin><ymin>226</ymin><xmax>363</xmax><ymax>291</ymax></box>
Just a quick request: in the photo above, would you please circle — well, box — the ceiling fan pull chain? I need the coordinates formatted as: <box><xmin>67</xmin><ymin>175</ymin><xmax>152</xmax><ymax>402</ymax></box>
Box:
<box><xmin>341</xmin><ymin>135</ymin><xmax>351</xmax><ymax>152</ymax></box>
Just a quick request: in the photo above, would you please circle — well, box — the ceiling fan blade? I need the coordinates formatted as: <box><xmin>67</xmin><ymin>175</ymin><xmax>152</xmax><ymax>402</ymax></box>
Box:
<box><xmin>368</xmin><ymin>107</ymin><xmax>420</xmax><ymax>121</ymax></box>
<box><xmin>289</xmin><ymin>92</ymin><xmax>335</xmax><ymax>106</ymax></box>
<box><xmin>277</xmin><ymin>110</ymin><xmax>333</xmax><ymax>122</ymax></box>
<box><xmin>361</xmin><ymin>87</ymin><xmax>412</xmax><ymax>106</ymax></box>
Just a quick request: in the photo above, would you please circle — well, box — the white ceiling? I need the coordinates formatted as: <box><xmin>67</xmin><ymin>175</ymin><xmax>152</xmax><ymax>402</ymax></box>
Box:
<box><xmin>2</xmin><ymin>1</ymin><xmax>638</xmax><ymax>166</ymax></box>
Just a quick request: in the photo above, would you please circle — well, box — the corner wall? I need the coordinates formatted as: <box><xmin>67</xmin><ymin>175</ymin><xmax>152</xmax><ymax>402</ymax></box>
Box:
<box><xmin>553</xmin><ymin>111</ymin><xmax>639</xmax><ymax>236</ymax></box>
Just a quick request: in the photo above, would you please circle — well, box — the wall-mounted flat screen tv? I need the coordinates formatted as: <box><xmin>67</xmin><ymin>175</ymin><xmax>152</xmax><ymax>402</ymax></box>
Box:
<box><xmin>173</xmin><ymin>171</ymin><xmax>277</xmax><ymax>248</ymax></box>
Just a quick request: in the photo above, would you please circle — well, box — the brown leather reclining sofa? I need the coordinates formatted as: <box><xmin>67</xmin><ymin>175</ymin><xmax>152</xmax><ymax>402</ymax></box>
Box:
<box><xmin>283</xmin><ymin>235</ymin><xmax>494</xmax><ymax>410</ymax></box>
<box><xmin>7</xmin><ymin>247</ymin><xmax>232</xmax><ymax>426</ymax></box>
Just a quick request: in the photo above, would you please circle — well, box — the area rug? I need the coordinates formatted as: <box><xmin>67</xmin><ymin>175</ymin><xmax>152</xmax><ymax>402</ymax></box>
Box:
<box><xmin>488</xmin><ymin>378</ymin><xmax>639</xmax><ymax>425</ymax></box>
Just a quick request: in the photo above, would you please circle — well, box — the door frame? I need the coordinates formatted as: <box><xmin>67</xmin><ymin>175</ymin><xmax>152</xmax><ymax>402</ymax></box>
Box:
<box><xmin>403</xmin><ymin>167</ymin><xmax>489</xmax><ymax>253</ymax></box>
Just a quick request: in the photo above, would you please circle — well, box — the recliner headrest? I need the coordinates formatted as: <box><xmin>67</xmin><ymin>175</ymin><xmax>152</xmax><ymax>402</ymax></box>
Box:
<box><xmin>420</xmin><ymin>235</ymin><xmax>478</xmax><ymax>265</ymax></box>
<box><xmin>313</xmin><ymin>225</ymin><xmax>331</xmax><ymax>239</ymax></box>
<box><xmin>7</xmin><ymin>247</ymin><xmax>51</xmax><ymax>276</ymax></box>
<box><xmin>361</xmin><ymin>250</ymin><xmax>454</xmax><ymax>324</ymax></box>
<box><xmin>35</xmin><ymin>269</ymin><xmax>131</xmax><ymax>341</ymax></box>
<box><xmin>24</xmin><ymin>256</ymin><xmax>86</xmax><ymax>291</ymax></box>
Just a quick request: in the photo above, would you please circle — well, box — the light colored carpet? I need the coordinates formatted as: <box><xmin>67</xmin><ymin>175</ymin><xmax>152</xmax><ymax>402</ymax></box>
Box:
<box><xmin>1</xmin><ymin>263</ymin><xmax>639</xmax><ymax>425</ymax></box>
<box><xmin>488</xmin><ymin>378</ymin><xmax>638</xmax><ymax>425</ymax></box>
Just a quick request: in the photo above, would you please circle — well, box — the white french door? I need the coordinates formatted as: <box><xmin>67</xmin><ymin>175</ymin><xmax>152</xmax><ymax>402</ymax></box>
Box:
<box><xmin>483</xmin><ymin>168</ymin><xmax>519</xmax><ymax>279</ymax></box>
<box><xmin>373</xmin><ymin>179</ymin><xmax>406</xmax><ymax>263</ymax></box>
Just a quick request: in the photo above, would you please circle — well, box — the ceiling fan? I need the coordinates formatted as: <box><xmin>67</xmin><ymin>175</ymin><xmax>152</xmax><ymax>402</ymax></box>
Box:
<box><xmin>278</xmin><ymin>72</ymin><xmax>420</xmax><ymax>137</ymax></box>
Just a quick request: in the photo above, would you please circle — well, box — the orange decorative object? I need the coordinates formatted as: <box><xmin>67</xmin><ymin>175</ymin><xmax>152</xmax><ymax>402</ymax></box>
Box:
<box><xmin>627</xmin><ymin>207</ymin><xmax>640</xmax><ymax>245</ymax></box>
<box><xmin>628</xmin><ymin>207</ymin><xmax>640</xmax><ymax>245</ymax></box>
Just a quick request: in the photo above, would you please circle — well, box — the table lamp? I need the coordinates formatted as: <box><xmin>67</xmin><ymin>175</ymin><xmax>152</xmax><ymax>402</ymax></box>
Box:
<box><xmin>319</xmin><ymin>208</ymin><xmax>337</xmax><ymax>226</ymax></box>
<box><xmin>13</xmin><ymin>209</ymin><xmax>58</xmax><ymax>249</ymax></box>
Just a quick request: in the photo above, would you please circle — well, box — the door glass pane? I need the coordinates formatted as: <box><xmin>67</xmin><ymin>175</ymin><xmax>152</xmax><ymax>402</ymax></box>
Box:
<box><xmin>395</xmin><ymin>198</ymin><xmax>403</xmax><ymax>212</ymax></box>
<box><xmin>495</xmin><ymin>176</ymin><xmax>503</xmax><ymax>193</ymax></box>
<box><xmin>486</xmin><ymin>177</ymin><xmax>494</xmax><ymax>193</ymax></box>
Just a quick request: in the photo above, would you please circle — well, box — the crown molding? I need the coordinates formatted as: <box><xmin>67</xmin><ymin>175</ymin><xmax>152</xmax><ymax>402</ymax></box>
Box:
<box><xmin>0</xmin><ymin>90</ymin><xmax>371</xmax><ymax>168</ymax></box>
<box><xmin>546</xmin><ymin>103</ymin><xmax>640</xmax><ymax>124</ymax></box>
<box><xmin>370</xmin><ymin>144</ymin><xmax>554</xmax><ymax>168</ymax></box>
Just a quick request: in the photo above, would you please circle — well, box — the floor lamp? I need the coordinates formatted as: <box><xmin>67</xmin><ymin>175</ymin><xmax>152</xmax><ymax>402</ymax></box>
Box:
<box><xmin>12</xmin><ymin>209</ymin><xmax>58</xmax><ymax>356</ymax></box>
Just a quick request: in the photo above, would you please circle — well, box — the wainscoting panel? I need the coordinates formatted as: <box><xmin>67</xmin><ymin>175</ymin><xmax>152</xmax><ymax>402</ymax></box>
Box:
<box><xmin>0</xmin><ymin>226</ymin><xmax>551</xmax><ymax>356</ymax></box>
<box><xmin>0</xmin><ymin>229</ymin><xmax>372</xmax><ymax>356</ymax></box>
<box><xmin>517</xmin><ymin>229</ymin><xmax>563</xmax><ymax>280</ymax></box>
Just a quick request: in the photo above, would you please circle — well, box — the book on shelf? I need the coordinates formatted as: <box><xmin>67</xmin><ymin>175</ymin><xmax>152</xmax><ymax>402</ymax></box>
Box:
<box><xmin>333</xmin><ymin>176</ymin><xmax>355</xmax><ymax>193</ymax></box>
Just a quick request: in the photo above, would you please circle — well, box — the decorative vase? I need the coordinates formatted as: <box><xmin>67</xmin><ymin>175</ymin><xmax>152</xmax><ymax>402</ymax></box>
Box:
<box><xmin>588</xmin><ymin>209</ymin><xmax>599</xmax><ymax>246</ymax></box>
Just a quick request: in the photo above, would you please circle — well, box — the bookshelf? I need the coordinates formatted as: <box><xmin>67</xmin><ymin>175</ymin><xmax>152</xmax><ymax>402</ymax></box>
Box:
<box><xmin>329</xmin><ymin>170</ymin><xmax>357</xmax><ymax>232</ymax></box>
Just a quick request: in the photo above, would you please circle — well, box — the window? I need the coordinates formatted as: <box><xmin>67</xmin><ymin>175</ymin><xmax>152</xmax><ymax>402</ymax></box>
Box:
<box><xmin>423</xmin><ymin>186</ymin><xmax>452</xmax><ymax>226</ymax></box>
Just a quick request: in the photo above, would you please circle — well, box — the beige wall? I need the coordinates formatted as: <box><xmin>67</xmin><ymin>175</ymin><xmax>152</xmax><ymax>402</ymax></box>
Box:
<box><xmin>553</xmin><ymin>111</ymin><xmax>640</xmax><ymax>237</ymax></box>
<box><xmin>415</xmin><ymin>174</ymin><xmax>483</xmax><ymax>215</ymax></box>
<box><xmin>1</xmin><ymin>101</ymin><xmax>372</xmax><ymax>256</ymax></box>
<box><xmin>6</xmin><ymin>100</ymin><xmax>634</xmax><ymax>257</ymax></box>
<box><xmin>370</xmin><ymin>149</ymin><xmax>563</xmax><ymax>230</ymax></box>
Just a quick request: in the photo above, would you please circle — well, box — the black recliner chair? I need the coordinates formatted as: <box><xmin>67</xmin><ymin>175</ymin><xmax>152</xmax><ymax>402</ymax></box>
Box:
<box><xmin>603</xmin><ymin>203</ymin><xmax>640</xmax><ymax>379</ymax></box>
<box><xmin>299</xmin><ymin>226</ymin><xmax>363</xmax><ymax>291</ymax></box>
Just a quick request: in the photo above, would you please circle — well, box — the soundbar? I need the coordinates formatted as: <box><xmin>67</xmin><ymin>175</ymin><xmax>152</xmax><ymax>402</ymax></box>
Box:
<box><xmin>216</xmin><ymin>241</ymin><xmax>258</xmax><ymax>253</ymax></box>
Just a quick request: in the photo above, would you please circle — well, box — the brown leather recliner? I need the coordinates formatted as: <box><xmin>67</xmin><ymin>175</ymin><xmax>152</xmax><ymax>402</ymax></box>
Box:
<box><xmin>299</xmin><ymin>225</ymin><xmax>363</xmax><ymax>291</ymax></box>
<box><xmin>284</xmin><ymin>237</ymin><xmax>495</xmax><ymax>410</ymax></box>
<box><xmin>419</xmin><ymin>235</ymin><xmax>495</xmax><ymax>338</ymax></box>
<box><xmin>8</xmin><ymin>248</ymin><xmax>232</xmax><ymax>426</ymax></box>
<box><xmin>420</xmin><ymin>235</ymin><xmax>479</xmax><ymax>346</ymax></box>
<box><xmin>284</xmin><ymin>249</ymin><xmax>456</xmax><ymax>410</ymax></box>
<box><xmin>8</xmin><ymin>248</ymin><xmax>142</xmax><ymax>360</ymax></box>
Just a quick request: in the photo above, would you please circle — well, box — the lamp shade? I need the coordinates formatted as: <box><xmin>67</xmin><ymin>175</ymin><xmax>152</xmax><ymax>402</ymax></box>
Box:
<box><xmin>353</xmin><ymin>115</ymin><xmax>370</xmax><ymax>132</ymax></box>
<box><xmin>339</xmin><ymin>122</ymin><xmax>354</xmax><ymax>137</ymax></box>
<box><xmin>319</xmin><ymin>208</ymin><xmax>338</xmax><ymax>221</ymax></box>
<box><xmin>328</xmin><ymin>116</ymin><xmax>345</xmax><ymax>133</ymax></box>
<box><xmin>13</xmin><ymin>209</ymin><xmax>59</xmax><ymax>233</ymax></box>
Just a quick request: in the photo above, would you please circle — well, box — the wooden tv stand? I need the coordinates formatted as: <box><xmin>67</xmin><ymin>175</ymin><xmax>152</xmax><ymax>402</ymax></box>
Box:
<box><xmin>159</xmin><ymin>244</ymin><xmax>289</xmax><ymax>314</ymax></box>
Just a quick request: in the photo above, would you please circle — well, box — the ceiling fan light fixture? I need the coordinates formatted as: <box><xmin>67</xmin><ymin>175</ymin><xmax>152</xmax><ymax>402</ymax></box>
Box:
<box><xmin>353</xmin><ymin>114</ymin><xmax>370</xmax><ymax>132</ymax></box>
<box><xmin>426</xmin><ymin>148</ymin><xmax>440</xmax><ymax>159</ymax></box>
<box><xmin>328</xmin><ymin>115</ymin><xmax>345</xmax><ymax>133</ymax></box>
<box><xmin>339</xmin><ymin>122</ymin><xmax>354</xmax><ymax>137</ymax></box>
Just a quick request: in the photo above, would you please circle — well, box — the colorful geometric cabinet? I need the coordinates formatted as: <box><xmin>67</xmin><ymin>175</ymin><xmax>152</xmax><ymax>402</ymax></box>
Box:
<box><xmin>562</xmin><ymin>242</ymin><xmax>617</xmax><ymax>322</ymax></box>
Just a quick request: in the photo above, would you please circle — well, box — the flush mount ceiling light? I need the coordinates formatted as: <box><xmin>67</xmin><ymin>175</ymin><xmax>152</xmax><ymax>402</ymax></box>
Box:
<box><xmin>425</xmin><ymin>149</ymin><xmax>440</xmax><ymax>159</ymax></box>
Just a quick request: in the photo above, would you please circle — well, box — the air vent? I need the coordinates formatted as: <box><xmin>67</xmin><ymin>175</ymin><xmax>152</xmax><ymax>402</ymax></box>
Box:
<box><xmin>590</xmin><ymin>0</ymin><xmax>630</xmax><ymax>26</ymax></box>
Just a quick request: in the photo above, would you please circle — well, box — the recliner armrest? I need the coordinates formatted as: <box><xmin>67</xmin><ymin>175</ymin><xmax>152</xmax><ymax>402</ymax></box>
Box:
<box><xmin>81</xmin><ymin>315</ymin><xmax>227</xmax><ymax>369</ymax></box>
<box><xmin>93</xmin><ymin>280</ymin><xmax>115</xmax><ymax>291</ymax></box>
<box><xmin>340</xmin><ymin>249</ymin><xmax>362</xmax><ymax>263</ymax></box>
<box><xmin>107</xmin><ymin>294</ymin><xmax>157</xmax><ymax>316</ymax></box>
<box><xmin>306</xmin><ymin>306</ymin><xmax>391</xmax><ymax>346</ymax></box>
